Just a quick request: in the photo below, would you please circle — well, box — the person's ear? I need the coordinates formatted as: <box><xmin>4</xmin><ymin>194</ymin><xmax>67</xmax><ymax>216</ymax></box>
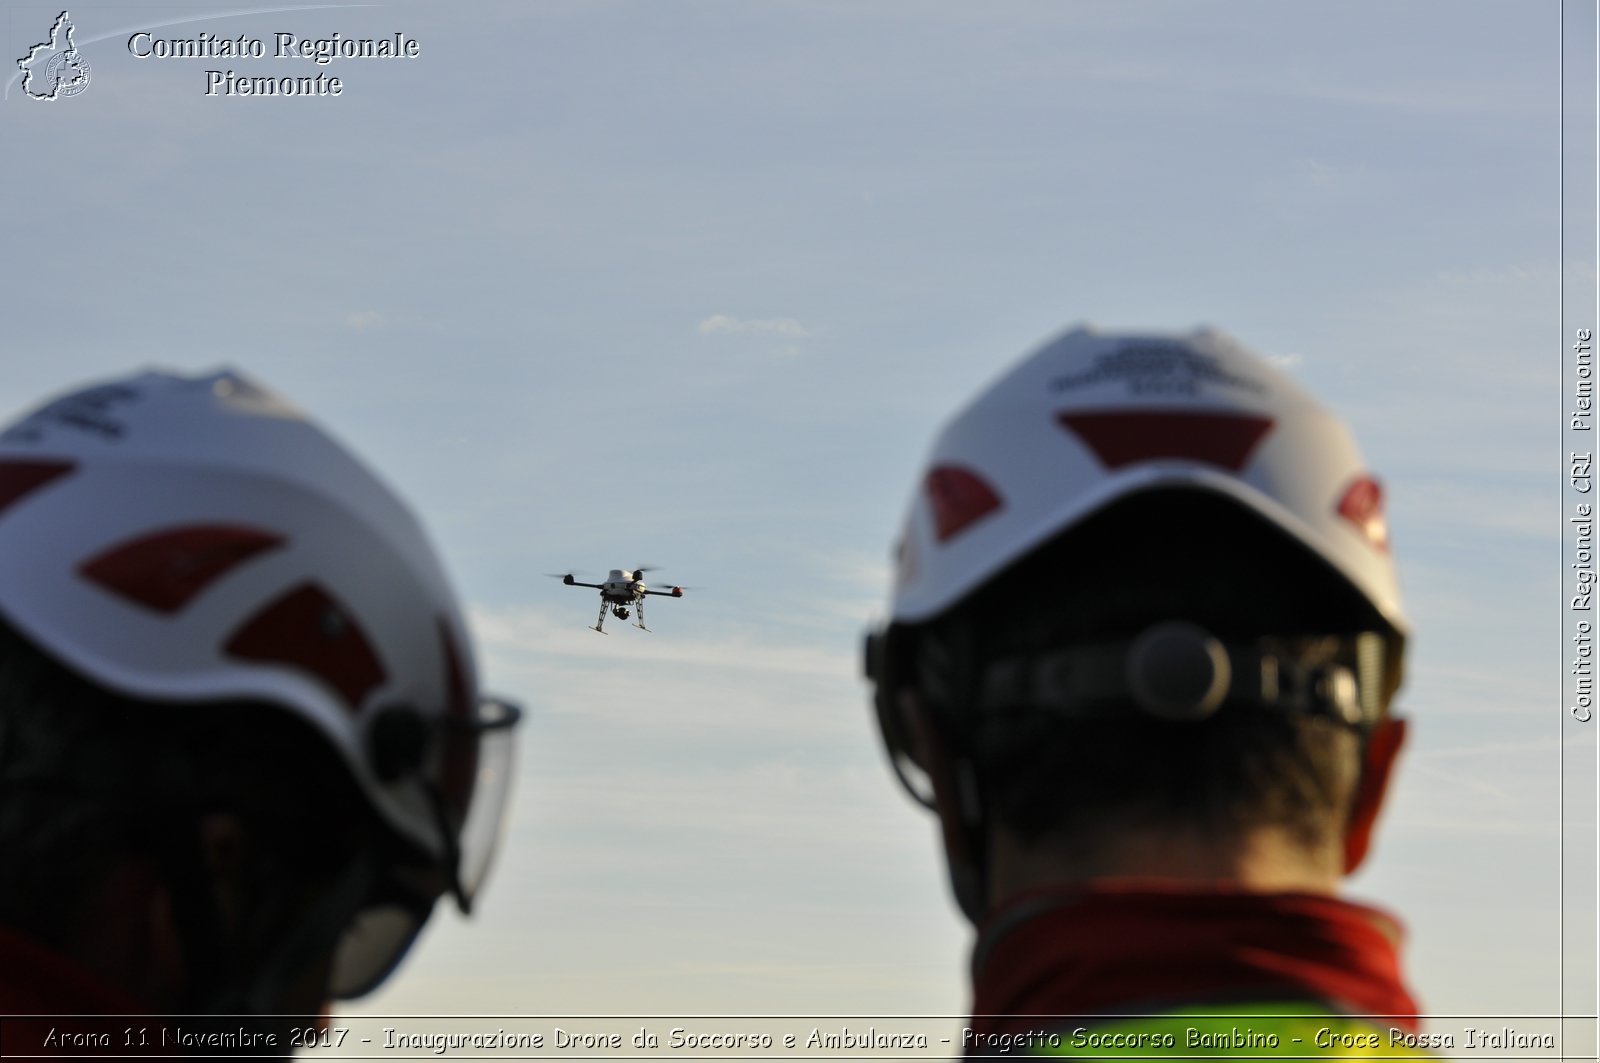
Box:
<box><xmin>199</xmin><ymin>813</ymin><xmax>248</xmax><ymax>933</ymax></box>
<box><xmin>1343</xmin><ymin>717</ymin><xmax>1407</xmax><ymax>874</ymax></box>
<box><xmin>69</xmin><ymin>857</ymin><xmax>189</xmax><ymax>1008</ymax></box>
<box><xmin>142</xmin><ymin>867</ymin><xmax>187</xmax><ymax>1005</ymax></box>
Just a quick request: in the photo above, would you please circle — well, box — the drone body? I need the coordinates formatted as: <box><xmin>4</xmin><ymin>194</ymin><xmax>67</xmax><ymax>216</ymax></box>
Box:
<box><xmin>557</xmin><ymin>568</ymin><xmax>685</xmax><ymax>632</ymax></box>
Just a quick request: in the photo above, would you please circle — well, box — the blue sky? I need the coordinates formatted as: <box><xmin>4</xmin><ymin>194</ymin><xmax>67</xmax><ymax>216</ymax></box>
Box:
<box><xmin>1</xmin><ymin>0</ymin><xmax>1590</xmax><ymax>1032</ymax></box>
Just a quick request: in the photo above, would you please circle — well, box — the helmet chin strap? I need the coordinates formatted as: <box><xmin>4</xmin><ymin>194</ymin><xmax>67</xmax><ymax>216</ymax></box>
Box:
<box><xmin>945</xmin><ymin>756</ymin><xmax>990</xmax><ymax>924</ymax></box>
<box><xmin>909</xmin><ymin>618</ymin><xmax>997</xmax><ymax>925</ymax></box>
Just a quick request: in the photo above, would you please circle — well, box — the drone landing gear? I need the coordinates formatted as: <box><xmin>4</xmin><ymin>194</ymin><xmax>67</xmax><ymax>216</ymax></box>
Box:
<box><xmin>590</xmin><ymin>598</ymin><xmax>651</xmax><ymax>633</ymax></box>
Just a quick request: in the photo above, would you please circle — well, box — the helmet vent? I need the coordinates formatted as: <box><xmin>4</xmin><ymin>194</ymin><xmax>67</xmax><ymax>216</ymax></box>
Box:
<box><xmin>79</xmin><ymin>524</ymin><xmax>285</xmax><ymax>613</ymax></box>
<box><xmin>1057</xmin><ymin>410</ymin><xmax>1274</xmax><ymax>472</ymax></box>
<box><xmin>925</xmin><ymin>465</ymin><xmax>1003</xmax><ymax>542</ymax></box>
<box><xmin>0</xmin><ymin>459</ymin><xmax>75</xmax><ymax>517</ymax></box>
<box><xmin>224</xmin><ymin>582</ymin><xmax>387</xmax><ymax>711</ymax></box>
<box><xmin>1336</xmin><ymin>475</ymin><xmax>1390</xmax><ymax>552</ymax></box>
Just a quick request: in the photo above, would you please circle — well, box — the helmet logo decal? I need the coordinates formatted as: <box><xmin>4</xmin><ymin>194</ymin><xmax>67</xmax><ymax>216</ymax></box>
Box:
<box><xmin>79</xmin><ymin>524</ymin><xmax>286</xmax><ymax>613</ymax></box>
<box><xmin>925</xmin><ymin>464</ymin><xmax>1004</xmax><ymax>542</ymax></box>
<box><xmin>1057</xmin><ymin>410</ymin><xmax>1274</xmax><ymax>472</ymax></box>
<box><xmin>1337</xmin><ymin>475</ymin><xmax>1390</xmax><ymax>552</ymax></box>
<box><xmin>0</xmin><ymin>459</ymin><xmax>75</xmax><ymax>516</ymax></box>
<box><xmin>225</xmin><ymin>582</ymin><xmax>387</xmax><ymax>711</ymax></box>
<box><xmin>2</xmin><ymin>383</ymin><xmax>140</xmax><ymax>443</ymax></box>
<box><xmin>1050</xmin><ymin>342</ymin><xmax>1265</xmax><ymax>396</ymax></box>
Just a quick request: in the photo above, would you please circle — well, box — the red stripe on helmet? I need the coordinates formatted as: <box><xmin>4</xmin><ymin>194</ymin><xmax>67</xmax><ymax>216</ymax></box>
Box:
<box><xmin>225</xmin><ymin>582</ymin><xmax>386</xmax><ymax>712</ymax></box>
<box><xmin>1337</xmin><ymin>475</ymin><xmax>1390</xmax><ymax>552</ymax></box>
<box><xmin>1058</xmin><ymin>410</ymin><xmax>1275</xmax><ymax>471</ymax></box>
<box><xmin>79</xmin><ymin>525</ymin><xmax>285</xmax><ymax>613</ymax></box>
<box><xmin>926</xmin><ymin>464</ymin><xmax>1004</xmax><ymax>542</ymax></box>
<box><xmin>0</xmin><ymin>460</ymin><xmax>75</xmax><ymax>516</ymax></box>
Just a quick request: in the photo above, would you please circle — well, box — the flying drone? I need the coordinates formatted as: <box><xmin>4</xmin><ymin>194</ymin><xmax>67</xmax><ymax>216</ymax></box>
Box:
<box><xmin>553</xmin><ymin>567</ymin><xmax>685</xmax><ymax>633</ymax></box>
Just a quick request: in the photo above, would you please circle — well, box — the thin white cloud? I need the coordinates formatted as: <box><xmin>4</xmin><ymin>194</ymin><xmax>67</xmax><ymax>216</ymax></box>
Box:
<box><xmin>466</xmin><ymin>604</ymin><xmax>867</xmax><ymax>738</ymax></box>
<box><xmin>472</xmin><ymin>604</ymin><xmax>851</xmax><ymax>680</ymax></box>
<box><xmin>343</xmin><ymin>310</ymin><xmax>385</xmax><ymax>331</ymax></box>
<box><xmin>1265</xmin><ymin>352</ymin><xmax>1304</xmax><ymax>368</ymax></box>
<box><xmin>697</xmin><ymin>314</ymin><xmax>810</xmax><ymax>338</ymax></box>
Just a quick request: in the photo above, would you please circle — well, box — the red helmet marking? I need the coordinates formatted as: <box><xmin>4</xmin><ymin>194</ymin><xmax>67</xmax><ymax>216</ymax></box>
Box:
<box><xmin>79</xmin><ymin>525</ymin><xmax>285</xmax><ymax>614</ymax></box>
<box><xmin>225</xmin><ymin>582</ymin><xmax>386</xmax><ymax>712</ymax></box>
<box><xmin>1337</xmin><ymin>475</ymin><xmax>1390</xmax><ymax>552</ymax></box>
<box><xmin>0</xmin><ymin>460</ymin><xmax>75</xmax><ymax>517</ymax></box>
<box><xmin>926</xmin><ymin>464</ymin><xmax>1004</xmax><ymax>542</ymax></box>
<box><xmin>437</xmin><ymin>620</ymin><xmax>478</xmax><ymax>823</ymax></box>
<box><xmin>1058</xmin><ymin>410</ymin><xmax>1275</xmax><ymax>472</ymax></box>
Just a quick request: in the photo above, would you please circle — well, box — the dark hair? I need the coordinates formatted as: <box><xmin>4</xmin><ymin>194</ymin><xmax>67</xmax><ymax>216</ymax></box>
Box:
<box><xmin>0</xmin><ymin>616</ymin><xmax>380</xmax><ymax>948</ymax></box>
<box><xmin>916</xmin><ymin>489</ymin><xmax>1387</xmax><ymax>859</ymax></box>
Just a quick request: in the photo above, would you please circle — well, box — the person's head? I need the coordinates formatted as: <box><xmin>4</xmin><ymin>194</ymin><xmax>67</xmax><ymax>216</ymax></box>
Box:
<box><xmin>864</xmin><ymin>327</ymin><xmax>1407</xmax><ymax>921</ymax></box>
<box><xmin>0</xmin><ymin>369</ymin><xmax>520</xmax><ymax>1029</ymax></box>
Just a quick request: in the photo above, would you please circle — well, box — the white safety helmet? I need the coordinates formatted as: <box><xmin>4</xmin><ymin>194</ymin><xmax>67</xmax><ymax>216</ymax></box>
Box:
<box><xmin>0</xmin><ymin>368</ymin><xmax>520</xmax><ymax>999</ymax></box>
<box><xmin>890</xmin><ymin>325</ymin><xmax>1402</xmax><ymax>632</ymax></box>
<box><xmin>865</xmin><ymin>325</ymin><xmax>1406</xmax><ymax>852</ymax></box>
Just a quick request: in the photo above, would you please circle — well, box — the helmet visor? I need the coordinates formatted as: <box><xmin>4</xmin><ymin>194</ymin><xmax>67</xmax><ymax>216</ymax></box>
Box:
<box><xmin>438</xmin><ymin>696</ymin><xmax>522</xmax><ymax>908</ymax></box>
<box><xmin>331</xmin><ymin>696</ymin><xmax>522</xmax><ymax>997</ymax></box>
<box><xmin>327</xmin><ymin>899</ymin><xmax>430</xmax><ymax>999</ymax></box>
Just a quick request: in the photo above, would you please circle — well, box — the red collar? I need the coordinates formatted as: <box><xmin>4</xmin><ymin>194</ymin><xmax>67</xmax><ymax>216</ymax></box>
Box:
<box><xmin>0</xmin><ymin>923</ymin><xmax>151</xmax><ymax>1014</ymax></box>
<box><xmin>0</xmin><ymin>923</ymin><xmax>160</xmax><ymax>1058</ymax></box>
<box><xmin>970</xmin><ymin>884</ymin><xmax>1421</xmax><ymax>1038</ymax></box>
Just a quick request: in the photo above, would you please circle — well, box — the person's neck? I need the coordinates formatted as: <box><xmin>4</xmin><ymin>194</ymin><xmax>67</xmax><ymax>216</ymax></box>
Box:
<box><xmin>988</xmin><ymin>824</ymin><xmax>1342</xmax><ymax>906</ymax></box>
